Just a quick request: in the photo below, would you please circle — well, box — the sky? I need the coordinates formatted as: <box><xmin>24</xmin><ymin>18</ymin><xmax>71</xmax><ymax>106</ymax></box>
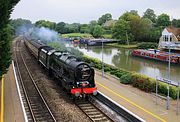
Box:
<box><xmin>11</xmin><ymin>0</ymin><xmax>180</xmax><ymax>24</ymax></box>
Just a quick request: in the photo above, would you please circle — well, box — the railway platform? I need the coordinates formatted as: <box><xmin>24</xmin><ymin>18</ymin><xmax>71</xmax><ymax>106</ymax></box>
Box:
<box><xmin>0</xmin><ymin>64</ymin><xmax>25</xmax><ymax>122</ymax></box>
<box><xmin>1</xmin><ymin>45</ymin><xmax>180</xmax><ymax>122</ymax></box>
<box><xmin>95</xmin><ymin>70</ymin><xmax>180</xmax><ymax>122</ymax></box>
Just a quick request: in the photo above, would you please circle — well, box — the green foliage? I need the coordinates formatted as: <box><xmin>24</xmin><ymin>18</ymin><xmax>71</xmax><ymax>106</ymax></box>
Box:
<box><xmin>65</xmin><ymin>23</ymin><xmax>81</xmax><ymax>33</ymax></box>
<box><xmin>102</xmin><ymin>34</ymin><xmax>112</xmax><ymax>39</ymax></box>
<box><xmin>55</xmin><ymin>22</ymin><xmax>66</xmax><ymax>34</ymax></box>
<box><xmin>61</xmin><ymin>33</ymin><xmax>93</xmax><ymax>39</ymax></box>
<box><xmin>98</xmin><ymin>13</ymin><xmax>112</xmax><ymax>25</ymax></box>
<box><xmin>80</xmin><ymin>24</ymin><xmax>90</xmax><ymax>33</ymax></box>
<box><xmin>35</xmin><ymin>20</ymin><xmax>56</xmax><ymax>30</ymax></box>
<box><xmin>10</xmin><ymin>18</ymin><xmax>31</xmax><ymax>29</ymax></box>
<box><xmin>92</xmin><ymin>25</ymin><xmax>104</xmax><ymax>38</ymax></box>
<box><xmin>0</xmin><ymin>0</ymin><xmax>20</xmax><ymax>77</ymax></box>
<box><xmin>120</xmin><ymin>73</ymin><xmax>132</xmax><ymax>84</ymax></box>
<box><xmin>82</xmin><ymin>55</ymin><xmax>179</xmax><ymax>99</ymax></box>
<box><xmin>137</xmin><ymin>42</ymin><xmax>158</xmax><ymax>49</ymax></box>
<box><xmin>112</xmin><ymin>19</ymin><xmax>133</xmax><ymax>43</ymax></box>
<box><xmin>143</xmin><ymin>8</ymin><xmax>156</xmax><ymax>23</ymax></box>
<box><xmin>131</xmin><ymin>73</ymin><xmax>154</xmax><ymax>92</ymax></box>
<box><xmin>156</xmin><ymin>14</ymin><xmax>171</xmax><ymax>27</ymax></box>
<box><xmin>172</xmin><ymin>19</ymin><xmax>180</xmax><ymax>28</ymax></box>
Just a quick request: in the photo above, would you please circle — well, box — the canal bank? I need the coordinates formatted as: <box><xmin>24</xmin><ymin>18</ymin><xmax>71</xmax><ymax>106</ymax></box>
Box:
<box><xmin>77</xmin><ymin>45</ymin><xmax>180</xmax><ymax>83</ymax></box>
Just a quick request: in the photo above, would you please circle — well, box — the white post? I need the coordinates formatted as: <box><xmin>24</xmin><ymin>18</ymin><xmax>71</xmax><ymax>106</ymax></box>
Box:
<box><xmin>167</xmin><ymin>35</ymin><xmax>171</xmax><ymax>110</ymax></box>
<box><xmin>102</xmin><ymin>40</ymin><xmax>104</xmax><ymax>77</ymax></box>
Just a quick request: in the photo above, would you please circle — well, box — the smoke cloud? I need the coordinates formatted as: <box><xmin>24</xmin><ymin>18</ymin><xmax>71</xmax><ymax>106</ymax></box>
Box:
<box><xmin>15</xmin><ymin>24</ymin><xmax>83</xmax><ymax>58</ymax></box>
<box><xmin>16</xmin><ymin>24</ymin><xmax>61</xmax><ymax>44</ymax></box>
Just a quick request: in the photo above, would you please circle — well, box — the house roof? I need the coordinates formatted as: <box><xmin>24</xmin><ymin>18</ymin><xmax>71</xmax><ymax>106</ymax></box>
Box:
<box><xmin>166</xmin><ymin>27</ymin><xmax>180</xmax><ymax>41</ymax></box>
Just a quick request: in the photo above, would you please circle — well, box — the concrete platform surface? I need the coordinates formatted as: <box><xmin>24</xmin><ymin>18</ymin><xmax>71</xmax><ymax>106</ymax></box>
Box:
<box><xmin>3</xmin><ymin>64</ymin><xmax>25</xmax><ymax>122</ymax></box>
<box><xmin>95</xmin><ymin>70</ymin><xmax>180</xmax><ymax>122</ymax></box>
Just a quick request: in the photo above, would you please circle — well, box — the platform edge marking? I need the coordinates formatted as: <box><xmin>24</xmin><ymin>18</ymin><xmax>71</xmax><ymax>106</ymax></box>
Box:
<box><xmin>1</xmin><ymin>75</ymin><xmax>4</xmax><ymax>122</ymax></box>
<box><xmin>97</xmin><ymin>82</ymin><xmax>166</xmax><ymax>122</ymax></box>
<box><xmin>98</xmin><ymin>91</ymin><xmax>146</xmax><ymax>122</ymax></box>
<box><xmin>12</xmin><ymin>60</ymin><xmax>28</xmax><ymax>122</ymax></box>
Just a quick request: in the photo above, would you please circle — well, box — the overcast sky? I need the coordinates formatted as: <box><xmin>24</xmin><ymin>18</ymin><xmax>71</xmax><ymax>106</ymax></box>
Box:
<box><xmin>11</xmin><ymin>0</ymin><xmax>180</xmax><ymax>23</ymax></box>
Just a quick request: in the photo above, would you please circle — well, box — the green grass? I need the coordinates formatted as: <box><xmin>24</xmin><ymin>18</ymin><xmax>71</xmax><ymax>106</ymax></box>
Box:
<box><xmin>107</xmin><ymin>43</ymin><xmax>137</xmax><ymax>49</ymax></box>
<box><xmin>102</xmin><ymin>34</ymin><xmax>112</xmax><ymax>39</ymax></box>
<box><xmin>61</xmin><ymin>33</ymin><xmax>93</xmax><ymax>39</ymax></box>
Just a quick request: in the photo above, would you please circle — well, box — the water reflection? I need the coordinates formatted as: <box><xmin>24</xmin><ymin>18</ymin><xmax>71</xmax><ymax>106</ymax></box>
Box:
<box><xmin>77</xmin><ymin>45</ymin><xmax>180</xmax><ymax>82</ymax></box>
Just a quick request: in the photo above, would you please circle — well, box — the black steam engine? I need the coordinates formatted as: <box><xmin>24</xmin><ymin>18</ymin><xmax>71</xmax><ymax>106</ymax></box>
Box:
<box><xmin>24</xmin><ymin>39</ymin><xmax>97</xmax><ymax>98</ymax></box>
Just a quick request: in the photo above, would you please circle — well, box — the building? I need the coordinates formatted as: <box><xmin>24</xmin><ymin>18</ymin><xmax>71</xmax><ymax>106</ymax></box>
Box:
<box><xmin>158</xmin><ymin>27</ymin><xmax>180</xmax><ymax>50</ymax></box>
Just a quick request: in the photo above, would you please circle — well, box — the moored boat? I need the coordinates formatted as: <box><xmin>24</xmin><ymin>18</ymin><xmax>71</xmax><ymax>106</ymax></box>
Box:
<box><xmin>132</xmin><ymin>49</ymin><xmax>180</xmax><ymax>64</ymax></box>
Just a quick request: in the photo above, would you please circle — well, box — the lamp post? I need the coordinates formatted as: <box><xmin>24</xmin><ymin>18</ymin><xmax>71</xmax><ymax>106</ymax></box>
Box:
<box><xmin>167</xmin><ymin>35</ymin><xmax>171</xmax><ymax>110</ymax></box>
<box><xmin>102</xmin><ymin>40</ymin><xmax>104</xmax><ymax>77</ymax></box>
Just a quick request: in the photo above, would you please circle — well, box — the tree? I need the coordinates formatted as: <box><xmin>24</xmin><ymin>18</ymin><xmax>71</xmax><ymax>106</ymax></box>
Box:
<box><xmin>98</xmin><ymin>13</ymin><xmax>112</xmax><ymax>25</ymax></box>
<box><xmin>10</xmin><ymin>18</ymin><xmax>32</xmax><ymax>35</ymax></box>
<box><xmin>129</xmin><ymin>10</ymin><xmax>138</xmax><ymax>16</ymax></box>
<box><xmin>55</xmin><ymin>22</ymin><xmax>66</xmax><ymax>34</ymax></box>
<box><xmin>0</xmin><ymin>0</ymin><xmax>20</xmax><ymax>77</ymax></box>
<box><xmin>35</xmin><ymin>20</ymin><xmax>56</xmax><ymax>30</ymax></box>
<box><xmin>156</xmin><ymin>13</ymin><xmax>171</xmax><ymax>27</ymax></box>
<box><xmin>172</xmin><ymin>19</ymin><xmax>180</xmax><ymax>28</ymax></box>
<box><xmin>143</xmin><ymin>8</ymin><xmax>156</xmax><ymax>23</ymax></box>
<box><xmin>65</xmin><ymin>23</ymin><xmax>81</xmax><ymax>33</ymax></box>
<box><xmin>92</xmin><ymin>25</ymin><xmax>103</xmax><ymax>38</ymax></box>
<box><xmin>10</xmin><ymin>18</ymin><xmax>32</xmax><ymax>29</ymax></box>
<box><xmin>89</xmin><ymin>20</ymin><xmax>98</xmax><ymax>35</ymax></box>
<box><xmin>139</xmin><ymin>18</ymin><xmax>153</xmax><ymax>41</ymax></box>
<box><xmin>112</xmin><ymin>19</ymin><xmax>134</xmax><ymax>43</ymax></box>
<box><xmin>80</xmin><ymin>24</ymin><xmax>89</xmax><ymax>33</ymax></box>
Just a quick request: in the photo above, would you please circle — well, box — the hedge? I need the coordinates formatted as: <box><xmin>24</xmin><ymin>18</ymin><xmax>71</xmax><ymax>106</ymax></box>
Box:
<box><xmin>137</xmin><ymin>42</ymin><xmax>158</xmax><ymax>49</ymax></box>
<box><xmin>82</xmin><ymin>55</ymin><xmax>180</xmax><ymax>99</ymax></box>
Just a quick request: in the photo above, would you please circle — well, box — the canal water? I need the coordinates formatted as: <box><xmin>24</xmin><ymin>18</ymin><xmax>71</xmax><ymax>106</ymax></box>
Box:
<box><xmin>76</xmin><ymin>45</ymin><xmax>180</xmax><ymax>82</ymax></box>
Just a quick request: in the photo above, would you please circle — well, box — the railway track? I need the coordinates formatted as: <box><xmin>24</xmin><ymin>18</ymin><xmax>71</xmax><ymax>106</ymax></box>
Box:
<box><xmin>14</xmin><ymin>39</ymin><xmax>56</xmax><ymax>122</ymax></box>
<box><xmin>75</xmin><ymin>98</ymin><xmax>114</xmax><ymax>122</ymax></box>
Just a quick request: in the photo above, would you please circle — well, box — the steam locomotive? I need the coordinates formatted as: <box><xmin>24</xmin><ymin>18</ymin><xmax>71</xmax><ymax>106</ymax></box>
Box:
<box><xmin>24</xmin><ymin>39</ymin><xmax>97</xmax><ymax>98</ymax></box>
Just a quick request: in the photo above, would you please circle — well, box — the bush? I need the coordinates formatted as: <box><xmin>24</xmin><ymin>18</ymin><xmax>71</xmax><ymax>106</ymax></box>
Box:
<box><xmin>82</xmin><ymin>55</ymin><xmax>180</xmax><ymax>99</ymax></box>
<box><xmin>137</xmin><ymin>42</ymin><xmax>158</xmax><ymax>49</ymax></box>
<box><xmin>120</xmin><ymin>73</ymin><xmax>132</xmax><ymax>84</ymax></box>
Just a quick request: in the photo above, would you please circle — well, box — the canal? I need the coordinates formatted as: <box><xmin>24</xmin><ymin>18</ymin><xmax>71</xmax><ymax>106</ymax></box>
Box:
<box><xmin>77</xmin><ymin>45</ymin><xmax>180</xmax><ymax>82</ymax></box>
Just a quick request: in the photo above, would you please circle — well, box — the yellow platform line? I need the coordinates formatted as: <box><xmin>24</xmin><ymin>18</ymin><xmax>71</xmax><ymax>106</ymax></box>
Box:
<box><xmin>96</xmin><ymin>82</ymin><xmax>166</xmax><ymax>122</ymax></box>
<box><xmin>1</xmin><ymin>75</ymin><xmax>4</xmax><ymax>122</ymax></box>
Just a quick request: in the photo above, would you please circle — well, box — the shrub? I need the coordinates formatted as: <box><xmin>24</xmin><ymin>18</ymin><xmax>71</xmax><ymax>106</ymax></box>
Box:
<box><xmin>137</xmin><ymin>42</ymin><xmax>158</xmax><ymax>49</ymax></box>
<box><xmin>120</xmin><ymin>73</ymin><xmax>132</xmax><ymax>84</ymax></box>
<box><xmin>82</xmin><ymin>55</ymin><xmax>180</xmax><ymax>99</ymax></box>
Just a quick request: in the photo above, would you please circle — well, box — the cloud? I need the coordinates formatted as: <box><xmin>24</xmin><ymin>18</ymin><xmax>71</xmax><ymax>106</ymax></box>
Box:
<box><xmin>11</xmin><ymin>0</ymin><xmax>180</xmax><ymax>23</ymax></box>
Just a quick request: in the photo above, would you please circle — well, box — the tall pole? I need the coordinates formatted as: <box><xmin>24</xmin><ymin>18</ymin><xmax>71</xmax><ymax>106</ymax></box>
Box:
<box><xmin>167</xmin><ymin>35</ymin><xmax>171</xmax><ymax>110</ymax></box>
<box><xmin>102</xmin><ymin>40</ymin><xmax>104</xmax><ymax>77</ymax></box>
